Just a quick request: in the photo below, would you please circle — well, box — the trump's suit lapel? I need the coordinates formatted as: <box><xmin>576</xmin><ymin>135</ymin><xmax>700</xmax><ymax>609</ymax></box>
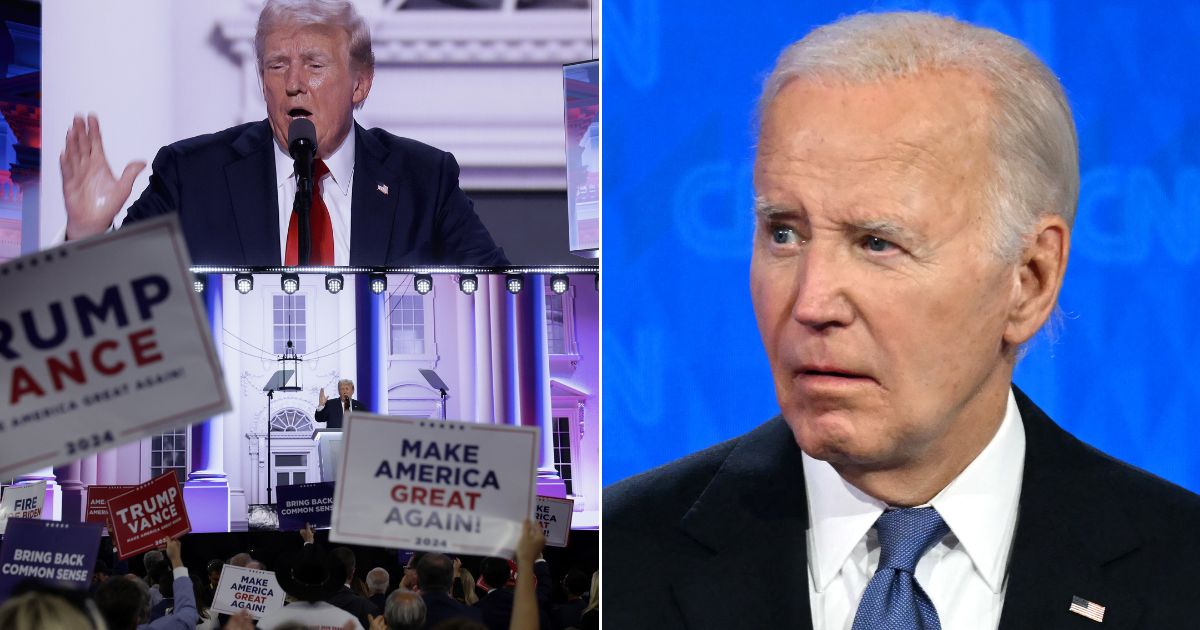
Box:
<box><xmin>674</xmin><ymin>417</ymin><xmax>815</xmax><ymax>630</ymax></box>
<box><xmin>349</xmin><ymin>124</ymin><xmax>403</xmax><ymax>266</ymax></box>
<box><xmin>999</xmin><ymin>388</ymin><xmax>1143</xmax><ymax>630</ymax></box>
<box><xmin>225</xmin><ymin>121</ymin><xmax>281</xmax><ymax>266</ymax></box>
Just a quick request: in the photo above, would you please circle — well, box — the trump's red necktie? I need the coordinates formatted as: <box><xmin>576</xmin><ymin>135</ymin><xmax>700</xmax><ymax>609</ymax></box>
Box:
<box><xmin>284</xmin><ymin>159</ymin><xmax>334</xmax><ymax>265</ymax></box>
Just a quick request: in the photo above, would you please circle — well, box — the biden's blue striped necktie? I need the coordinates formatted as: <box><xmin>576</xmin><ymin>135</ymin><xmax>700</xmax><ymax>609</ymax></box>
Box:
<box><xmin>851</xmin><ymin>507</ymin><xmax>950</xmax><ymax>630</ymax></box>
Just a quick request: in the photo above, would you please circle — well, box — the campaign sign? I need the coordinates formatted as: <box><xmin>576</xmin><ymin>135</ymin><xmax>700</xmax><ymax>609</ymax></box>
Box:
<box><xmin>0</xmin><ymin>215</ymin><xmax>230</xmax><ymax>480</ymax></box>
<box><xmin>106</xmin><ymin>472</ymin><xmax>191</xmax><ymax>559</ymax></box>
<box><xmin>85</xmin><ymin>485</ymin><xmax>136</xmax><ymax>531</ymax></box>
<box><xmin>210</xmin><ymin>564</ymin><xmax>285</xmax><ymax>620</ymax></box>
<box><xmin>331</xmin><ymin>413</ymin><xmax>538</xmax><ymax>557</ymax></box>
<box><xmin>0</xmin><ymin>519</ymin><xmax>102</xmax><ymax>602</ymax></box>
<box><xmin>534</xmin><ymin>496</ymin><xmax>574</xmax><ymax>547</ymax></box>
<box><xmin>276</xmin><ymin>482</ymin><xmax>335</xmax><ymax>530</ymax></box>
<box><xmin>0</xmin><ymin>482</ymin><xmax>46</xmax><ymax>532</ymax></box>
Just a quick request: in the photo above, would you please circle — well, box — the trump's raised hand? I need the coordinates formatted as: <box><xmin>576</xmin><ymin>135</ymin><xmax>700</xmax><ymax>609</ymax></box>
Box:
<box><xmin>60</xmin><ymin>114</ymin><xmax>145</xmax><ymax>240</ymax></box>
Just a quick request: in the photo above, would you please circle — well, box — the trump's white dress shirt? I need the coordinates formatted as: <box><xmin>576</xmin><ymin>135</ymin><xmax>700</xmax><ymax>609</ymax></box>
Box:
<box><xmin>804</xmin><ymin>389</ymin><xmax>1026</xmax><ymax>630</ymax></box>
<box><xmin>273</xmin><ymin>129</ymin><xmax>355</xmax><ymax>266</ymax></box>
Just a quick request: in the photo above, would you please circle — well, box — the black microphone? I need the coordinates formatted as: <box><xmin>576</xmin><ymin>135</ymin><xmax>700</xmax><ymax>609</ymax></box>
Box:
<box><xmin>288</xmin><ymin>118</ymin><xmax>318</xmax><ymax>265</ymax></box>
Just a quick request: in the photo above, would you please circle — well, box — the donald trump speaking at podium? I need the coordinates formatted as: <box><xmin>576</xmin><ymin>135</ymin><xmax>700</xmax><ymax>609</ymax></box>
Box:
<box><xmin>315</xmin><ymin>378</ymin><xmax>364</xmax><ymax>430</ymax></box>
<box><xmin>59</xmin><ymin>0</ymin><xmax>507</xmax><ymax>267</ymax></box>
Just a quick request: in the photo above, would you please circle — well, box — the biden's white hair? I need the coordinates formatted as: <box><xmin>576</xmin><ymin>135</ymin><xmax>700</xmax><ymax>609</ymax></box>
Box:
<box><xmin>760</xmin><ymin>11</ymin><xmax>1078</xmax><ymax>262</ymax></box>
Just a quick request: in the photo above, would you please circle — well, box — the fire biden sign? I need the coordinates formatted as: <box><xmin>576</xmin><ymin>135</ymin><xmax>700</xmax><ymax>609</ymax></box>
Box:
<box><xmin>331</xmin><ymin>413</ymin><xmax>538</xmax><ymax>557</ymax></box>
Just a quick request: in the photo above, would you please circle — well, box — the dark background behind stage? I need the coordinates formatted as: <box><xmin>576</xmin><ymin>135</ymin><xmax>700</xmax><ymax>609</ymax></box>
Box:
<box><xmin>603</xmin><ymin>0</ymin><xmax>1200</xmax><ymax>490</ymax></box>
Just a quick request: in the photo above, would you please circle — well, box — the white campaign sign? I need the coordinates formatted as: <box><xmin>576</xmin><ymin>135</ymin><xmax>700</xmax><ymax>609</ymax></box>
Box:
<box><xmin>534</xmin><ymin>495</ymin><xmax>574</xmax><ymax>547</ymax></box>
<box><xmin>210</xmin><ymin>564</ymin><xmax>286</xmax><ymax>620</ymax></box>
<box><xmin>0</xmin><ymin>215</ymin><xmax>230</xmax><ymax>479</ymax></box>
<box><xmin>331</xmin><ymin>413</ymin><xmax>539</xmax><ymax>557</ymax></box>
<box><xmin>0</xmin><ymin>482</ymin><xmax>46</xmax><ymax>531</ymax></box>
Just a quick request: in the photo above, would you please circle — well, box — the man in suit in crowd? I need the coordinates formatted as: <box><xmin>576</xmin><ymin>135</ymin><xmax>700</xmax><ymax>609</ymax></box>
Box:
<box><xmin>327</xmin><ymin>547</ymin><xmax>380</xmax><ymax>629</ymax></box>
<box><xmin>415</xmin><ymin>553</ymin><xmax>483</xmax><ymax>628</ymax></box>
<box><xmin>59</xmin><ymin>0</ymin><xmax>506</xmax><ymax>267</ymax></box>
<box><xmin>366</xmin><ymin>567</ymin><xmax>390</xmax><ymax>612</ymax></box>
<box><xmin>476</xmin><ymin>555</ymin><xmax>551</xmax><ymax>630</ymax></box>
<box><xmin>316</xmin><ymin>378</ymin><xmax>366</xmax><ymax>429</ymax></box>
<box><xmin>605</xmin><ymin>11</ymin><xmax>1200</xmax><ymax>630</ymax></box>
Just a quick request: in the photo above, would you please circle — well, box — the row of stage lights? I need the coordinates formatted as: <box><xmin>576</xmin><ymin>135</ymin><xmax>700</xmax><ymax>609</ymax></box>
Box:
<box><xmin>194</xmin><ymin>273</ymin><xmax>574</xmax><ymax>296</ymax></box>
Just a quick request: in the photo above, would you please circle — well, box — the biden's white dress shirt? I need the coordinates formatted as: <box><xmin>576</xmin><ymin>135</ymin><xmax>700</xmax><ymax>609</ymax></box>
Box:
<box><xmin>273</xmin><ymin>129</ymin><xmax>355</xmax><ymax>266</ymax></box>
<box><xmin>804</xmin><ymin>389</ymin><xmax>1026</xmax><ymax>630</ymax></box>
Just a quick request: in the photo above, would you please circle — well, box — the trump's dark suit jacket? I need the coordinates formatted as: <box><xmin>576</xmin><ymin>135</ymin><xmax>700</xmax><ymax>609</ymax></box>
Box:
<box><xmin>122</xmin><ymin>120</ymin><xmax>508</xmax><ymax>267</ymax></box>
<box><xmin>604</xmin><ymin>388</ymin><xmax>1200</xmax><ymax>629</ymax></box>
<box><xmin>314</xmin><ymin>397</ymin><xmax>365</xmax><ymax>430</ymax></box>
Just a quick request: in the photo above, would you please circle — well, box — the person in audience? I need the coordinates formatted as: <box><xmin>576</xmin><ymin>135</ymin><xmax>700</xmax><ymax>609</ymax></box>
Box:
<box><xmin>475</xmin><ymin>547</ymin><xmax>551</xmax><ymax>630</ymax></box>
<box><xmin>148</xmin><ymin>571</ymin><xmax>174</xmax><ymax>620</ymax></box>
<box><xmin>145</xmin><ymin>553</ymin><xmax>170</xmax><ymax>609</ymax></box>
<box><xmin>95</xmin><ymin>538</ymin><xmax>198</xmax><ymax>630</ymax></box>
<box><xmin>453</xmin><ymin>566</ymin><xmax>480</xmax><ymax>606</ymax></box>
<box><xmin>400</xmin><ymin>552</ymin><xmax>425</xmax><ymax>591</ymax></box>
<box><xmin>227</xmin><ymin>552</ymin><xmax>253</xmax><ymax>568</ymax></box>
<box><xmin>259</xmin><ymin>543</ymin><xmax>363</xmax><ymax>630</ymax></box>
<box><xmin>380</xmin><ymin>589</ymin><xmax>426</xmax><ymax>630</ymax></box>
<box><xmin>328</xmin><ymin>546</ymin><xmax>381</xmax><ymax>627</ymax></box>
<box><xmin>0</xmin><ymin>588</ymin><xmax>104</xmax><ymax>630</ymax></box>
<box><xmin>142</xmin><ymin>550</ymin><xmax>166</xmax><ymax>592</ymax></box>
<box><xmin>550</xmin><ymin>567</ymin><xmax>590</xmax><ymax>630</ymax></box>
<box><xmin>418</xmin><ymin>553</ymin><xmax>483</xmax><ymax>628</ymax></box>
<box><xmin>578</xmin><ymin>574</ymin><xmax>597</xmax><ymax>630</ymax></box>
<box><xmin>366</xmin><ymin>567</ymin><xmax>391</xmax><ymax>610</ymax></box>
<box><xmin>91</xmin><ymin>560</ymin><xmax>112</xmax><ymax>594</ymax></box>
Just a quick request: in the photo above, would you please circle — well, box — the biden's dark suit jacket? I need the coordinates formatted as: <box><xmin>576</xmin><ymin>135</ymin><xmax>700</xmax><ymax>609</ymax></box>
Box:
<box><xmin>604</xmin><ymin>387</ymin><xmax>1200</xmax><ymax>629</ymax></box>
<box><xmin>122</xmin><ymin>120</ymin><xmax>508</xmax><ymax>267</ymax></box>
<box><xmin>314</xmin><ymin>397</ymin><xmax>366</xmax><ymax>430</ymax></box>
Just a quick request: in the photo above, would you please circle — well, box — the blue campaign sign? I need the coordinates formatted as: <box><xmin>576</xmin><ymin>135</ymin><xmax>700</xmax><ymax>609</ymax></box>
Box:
<box><xmin>0</xmin><ymin>519</ymin><xmax>103</xmax><ymax>602</ymax></box>
<box><xmin>276</xmin><ymin>482</ymin><xmax>335</xmax><ymax>530</ymax></box>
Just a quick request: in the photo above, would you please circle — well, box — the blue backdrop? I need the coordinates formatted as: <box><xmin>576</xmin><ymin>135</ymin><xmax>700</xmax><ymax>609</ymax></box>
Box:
<box><xmin>603</xmin><ymin>0</ymin><xmax>1200</xmax><ymax>491</ymax></box>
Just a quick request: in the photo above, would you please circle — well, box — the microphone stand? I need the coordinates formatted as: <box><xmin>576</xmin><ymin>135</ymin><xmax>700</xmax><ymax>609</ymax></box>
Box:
<box><xmin>295</xmin><ymin>161</ymin><xmax>313</xmax><ymax>266</ymax></box>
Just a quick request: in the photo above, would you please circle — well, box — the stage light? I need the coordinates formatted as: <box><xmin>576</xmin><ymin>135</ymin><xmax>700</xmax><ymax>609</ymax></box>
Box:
<box><xmin>414</xmin><ymin>274</ymin><xmax>433</xmax><ymax>295</ymax></box>
<box><xmin>281</xmin><ymin>273</ymin><xmax>300</xmax><ymax>295</ymax></box>
<box><xmin>550</xmin><ymin>274</ymin><xmax>570</xmax><ymax>295</ymax></box>
<box><xmin>459</xmin><ymin>274</ymin><xmax>478</xmax><ymax>295</ymax></box>
<box><xmin>506</xmin><ymin>274</ymin><xmax>524</xmax><ymax>294</ymax></box>
<box><xmin>369</xmin><ymin>272</ymin><xmax>387</xmax><ymax>295</ymax></box>
<box><xmin>235</xmin><ymin>273</ymin><xmax>254</xmax><ymax>294</ymax></box>
<box><xmin>325</xmin><ymin>273</ymin><xmax>344</xmax><ymax>294</ymax></box>
<box><xmin>193</xmin><ymin>274</ymin><xmax>206</xmax><ymax>293</ymax></box>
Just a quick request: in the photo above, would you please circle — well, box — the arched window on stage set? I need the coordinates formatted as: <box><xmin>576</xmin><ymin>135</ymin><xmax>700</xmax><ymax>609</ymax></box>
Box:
<box><xmin>270</xmin><ymin>408</ymin><xmax>314</xmax><ymax>433</ymax></box>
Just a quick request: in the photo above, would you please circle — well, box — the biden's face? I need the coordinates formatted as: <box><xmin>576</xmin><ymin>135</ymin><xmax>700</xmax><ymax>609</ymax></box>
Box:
<box><xmin>751</xmin><ymin>73</ymin><xmax>1021</xmax><ymax>474</ymax></box>
<box><xmin>261</xmin><ymin>23</ymin><xmax>371</xmax><ymax>159</ymax></box>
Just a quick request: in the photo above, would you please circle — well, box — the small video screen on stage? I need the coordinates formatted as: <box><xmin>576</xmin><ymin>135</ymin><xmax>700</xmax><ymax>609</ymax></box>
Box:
<box><xmin>0</xmin><ymin>271</ymin><xmax>597</xmax><ymax>617</ymax></box>
<box><xmin>563</xmin><ymin>60</ymin><xmax>600</xmax><ymax>256</ymax></box>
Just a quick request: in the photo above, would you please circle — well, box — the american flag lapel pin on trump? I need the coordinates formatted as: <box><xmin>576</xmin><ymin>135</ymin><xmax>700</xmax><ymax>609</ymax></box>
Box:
<box><xmin>377</xmin><ymin>183</ymin><xmax>389</xmax><ymax>195</ymax></box>
<box><xmin>1069</xmin><ymin>596</ymin><xmax>1105</xmax><ymax>623</ymax></box>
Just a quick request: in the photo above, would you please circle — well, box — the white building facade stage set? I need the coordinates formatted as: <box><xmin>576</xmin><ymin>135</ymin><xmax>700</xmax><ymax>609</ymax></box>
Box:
<box><xmin>22</xmin><ymin>272</ymin><xmax>599</xmax><ymax>532</ymax></box>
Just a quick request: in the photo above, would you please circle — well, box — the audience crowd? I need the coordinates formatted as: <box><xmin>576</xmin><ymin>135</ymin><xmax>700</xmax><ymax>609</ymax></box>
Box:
<box><xmin>0</xmin><ymin>521</ymin><xmax>597</xmax><ymax>630</ymax></box>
